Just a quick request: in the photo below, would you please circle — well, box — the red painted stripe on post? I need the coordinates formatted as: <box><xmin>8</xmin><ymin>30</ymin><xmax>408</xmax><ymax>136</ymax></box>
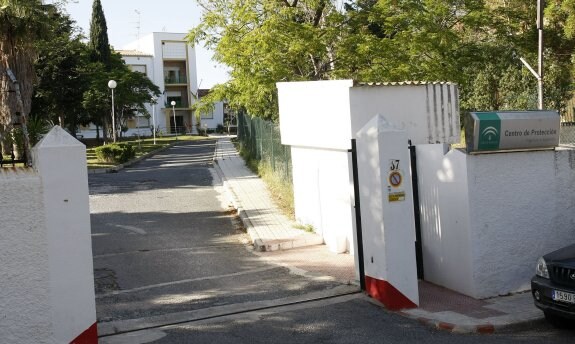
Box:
<box><xmin>70</xmin><ymin>322</ymin><xmax>98</xmax><ymax>344</ymax></box>
<box><xmin>437</xmin><ymin>322</ymin><xmax>455</xmax><ymax>331</ymax></box>
<box><xmin>476</xmin><ymin>324</ymin><xmax>495</xmax><ymax>334</ymax></box>
<box><xmin>365</xmin><ymin>275</ymin><xmax>417</xmax><ymax>310</ymax></box>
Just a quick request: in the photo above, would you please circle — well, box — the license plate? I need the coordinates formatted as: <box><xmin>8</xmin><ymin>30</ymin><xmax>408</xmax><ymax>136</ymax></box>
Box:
<box><xmin>553</xmin><ymin>290</ymin><xmax>575</xmax><ymax>304</ymax></box>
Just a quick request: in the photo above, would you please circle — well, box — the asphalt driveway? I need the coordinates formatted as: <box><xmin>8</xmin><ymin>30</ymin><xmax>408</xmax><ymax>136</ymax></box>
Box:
<box><xmin>89</xmin><ymin>139</ymin><xmax>352</xmax><ymax>329</ymax></box>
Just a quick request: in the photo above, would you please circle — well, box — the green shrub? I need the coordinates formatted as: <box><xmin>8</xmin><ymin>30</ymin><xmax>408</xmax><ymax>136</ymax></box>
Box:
<box><xmin>94</xmin><ymin>143</ymin><xmax>136</xmax><ymax>164</ymax></box>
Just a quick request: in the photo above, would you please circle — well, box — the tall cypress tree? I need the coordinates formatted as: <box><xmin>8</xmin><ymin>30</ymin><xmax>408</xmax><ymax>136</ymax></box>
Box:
<box><xmin>88</xmin><ymin>0</ymin><xmax>111</xmax><ymax>69</ymax></box>
<box><xmin>88</xmin><ymin>0</ymin><xmax>112</xmax><ymax>141</ymax></box>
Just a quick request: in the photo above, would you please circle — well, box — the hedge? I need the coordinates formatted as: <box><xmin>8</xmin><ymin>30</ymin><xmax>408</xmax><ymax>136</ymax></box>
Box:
<box><xmin>94</xmin><ymin>143</ymin><xmax>136</xmax><ymax>164</ymax></box>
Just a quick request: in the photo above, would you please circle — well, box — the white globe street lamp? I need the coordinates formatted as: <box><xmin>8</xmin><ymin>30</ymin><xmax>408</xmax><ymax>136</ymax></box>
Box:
<box><xmin>151</xmin><ymin>96</ymin><xmax>157</xmax><ymax>145</ymax></box>
<box><xmin>108</xmin><ymin>80</ymin><xmax>117</xmax><ymax>142</ymax></box>
<box><xmin>171</xmin><ymin>100</ymin><xmax>178</xmax><ymax>141</ymax></box>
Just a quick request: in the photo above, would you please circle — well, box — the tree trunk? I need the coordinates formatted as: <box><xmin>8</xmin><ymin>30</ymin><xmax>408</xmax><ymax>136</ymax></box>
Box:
<box><xmin>1</xmin><ymin>37</ymin><xmax>36</xmax><ymax>166</ymax></box>
<box><xmin>12</xmin><ymin>81</ymin><xmax>32</xmax><ymax>166</ymax></box>
<box><xmin>1</xmin><ymin>128</ymin><xmax>11</xmax><ymax>156</ymax></box>
<box><xmin>102</xmin><ymin>116</ymin><xmax>108</xmax><ymax>143</ymax></box>
<box><xmin>68</xmin><ymin>117</ymin><xmax>77</xmax><ymax>138</ymax></box>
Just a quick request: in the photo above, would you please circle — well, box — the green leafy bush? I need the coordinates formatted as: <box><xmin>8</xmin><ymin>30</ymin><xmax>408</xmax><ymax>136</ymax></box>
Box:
<box><xmin>94</xmin><ymin>143</ymin><xmax>136</xmax><ymax>164</ymax></box>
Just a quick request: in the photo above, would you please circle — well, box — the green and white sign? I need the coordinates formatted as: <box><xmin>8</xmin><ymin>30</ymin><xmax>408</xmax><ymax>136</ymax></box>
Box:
<box><xmin>466</xmin><ymin>111</ymin><xmax>560</xmax><ymax>153</ymax></box>
<box><xmin>477</xmin><ymin>112</ymin><xmax>502</xmax><ymax>150</ymax></box>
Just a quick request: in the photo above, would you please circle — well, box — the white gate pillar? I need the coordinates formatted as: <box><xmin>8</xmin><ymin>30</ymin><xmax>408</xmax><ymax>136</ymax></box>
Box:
<box><xmin>32</xmin><ymin>126</ymin><xmax>97</xmax><ymax>343</ymax></box>
<box><xmin>356</xmin><ymin>115</ymin><xmax>419</xmax><ymax>310</ymax></box>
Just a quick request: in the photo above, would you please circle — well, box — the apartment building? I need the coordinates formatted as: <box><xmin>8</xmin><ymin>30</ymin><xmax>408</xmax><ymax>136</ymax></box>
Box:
<box><xmin>79</xmin><ymin>32</ymin><xmax>225</xmax><ymax>138</ymax></box>
<box><xmin>122</xmin><ymin>32</ymin><xmax>199</xmax><ymax>135</ymax></box>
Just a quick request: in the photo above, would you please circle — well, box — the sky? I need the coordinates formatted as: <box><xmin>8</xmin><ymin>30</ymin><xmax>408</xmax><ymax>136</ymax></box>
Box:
<box><xmin>62</xmin><ymin>0</ymin><xmax>229</xmax><ymax>89</ymax></box>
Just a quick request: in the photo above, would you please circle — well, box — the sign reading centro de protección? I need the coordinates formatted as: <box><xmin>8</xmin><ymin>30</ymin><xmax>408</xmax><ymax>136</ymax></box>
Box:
<box><xmin>465</xmin><ymin>111</ymin><xmax>560</xmax><ymax>153</ymax></box>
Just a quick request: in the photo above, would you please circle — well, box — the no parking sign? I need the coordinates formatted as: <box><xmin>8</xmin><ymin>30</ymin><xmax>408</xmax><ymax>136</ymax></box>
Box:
<box><xmin>388</xmin><ymin>159</ymin><xmax>405</xmax><ymax>202</ymax></box>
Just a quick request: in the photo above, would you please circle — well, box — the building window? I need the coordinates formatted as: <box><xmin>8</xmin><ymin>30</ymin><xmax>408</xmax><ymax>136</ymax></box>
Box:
<box><xmin>167</xmin><ymin>96</ymin><xmax>183</xmax><ymax>107</ymax></box>
<box><xmin>201</xmin><ymin>110</ymin><xmax>214</xmax><ymax>119</ymax></box>
<box><xmin>162</xmin><ymin>42</ymin><xmax>186</xmax><ymax>59</ymax></box>
<box><xmin>166</xmin><ymin>91</ymin><xmax>183</xmax><ymax>108</ymax></box>
<box><xmin>130</xmin><ymin>65</ymin><xmax>147</xmax><ymax>74</ymax></box>
<box><xmin>164</xmin><ymin>68</ymin><xmax>186</xmax><ymax>84</ymax></box>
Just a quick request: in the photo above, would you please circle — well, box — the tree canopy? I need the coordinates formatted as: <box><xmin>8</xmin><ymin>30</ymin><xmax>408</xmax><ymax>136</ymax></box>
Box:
<box><xmin>1</xmin><ymin>0</ymin><xmax>162</xmax><ymax>153</ymax></box>
<box><xmin>0</xmin><ymin>0</ymin><xmax>54</xmax><ymax>161</ymax></box>
<box><xmin>31</xmin><ymin>8</ymin><xmax>91</xmax><ymax>136</ymax></box>
<box><xmin>189</xmin><ymin>0</ymin><xmax>575</xmax><ymax>121</ymax></box>
<box><xmin>88</xmin><ymin>0</ymin><xmax>111</xmax><ymax>69</ymax></box>
<box><xmin>189</xmin><ymin>0</ymin><xmax>343</xmax><ymax>119</ymax></box>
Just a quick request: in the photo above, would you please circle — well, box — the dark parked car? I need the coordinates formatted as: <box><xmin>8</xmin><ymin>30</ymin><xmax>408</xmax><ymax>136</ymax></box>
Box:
<box><xmin>531</xmin><ymin>244</ymin><xmax>575</xmax><ymax>322</ymax></box>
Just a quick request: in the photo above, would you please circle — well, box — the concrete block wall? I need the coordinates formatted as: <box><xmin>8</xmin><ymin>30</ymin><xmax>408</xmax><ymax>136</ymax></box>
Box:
<box><xmin>417</xmin><ymin>145</ymin><xmax>575</xmax><ymax>298</ymax></box>
<box><xmin>0</xmin><ymin>169</ymin><xmax>55</xmax><ymax>343</ymax></box>
<box><xmin>291</xmin><ymin>146</ymin><xmax>355</xmax><ymax>253</ymax></box>
<box><xmin>277</xmin><ymin>80</ymin><xmax>461</xmax><ymax>260</ymax></box>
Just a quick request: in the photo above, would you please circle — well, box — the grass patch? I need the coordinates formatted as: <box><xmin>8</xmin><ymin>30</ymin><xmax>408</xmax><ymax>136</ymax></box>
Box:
<box><xmin>293</xmin><ymin>223</ymin><xmax>314</xmax><ymax>232</ymax></box>
<box><xmin>451</xmin><ymin>128</ymin><xmax>467</xmax><ymax>149</ymax></box>
<box><xmin>235</xmin><ymin>140</ymin><xmax>295</xmax><ymax>219</ymax></box>
<box><xmin>255</xmin><ymin>162</ymin><xmax>295</xmax><ymax>219</ymax></box>
<box><xmin>86</xmin><ymin>135</ymin><xmax>208</xmax><ymax>169</ymax></box>
<box><xmin>0</xmin><ymin>161</ymin><xmax>25</xmax><ymax>168</ymax></box>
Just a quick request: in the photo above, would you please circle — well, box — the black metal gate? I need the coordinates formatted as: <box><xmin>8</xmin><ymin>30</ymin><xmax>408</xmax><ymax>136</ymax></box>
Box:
<box><xmin>409</xmin><ymin>141</ymin><xmax>424</xmax><ymax>280</ymax></box>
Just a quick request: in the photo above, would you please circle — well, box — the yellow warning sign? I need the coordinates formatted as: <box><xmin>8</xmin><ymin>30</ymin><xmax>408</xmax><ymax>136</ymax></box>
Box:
<box><xmin>389</xmin><ymin>191</ymin><xmax>406</xmax><ymax>202</ymax></box>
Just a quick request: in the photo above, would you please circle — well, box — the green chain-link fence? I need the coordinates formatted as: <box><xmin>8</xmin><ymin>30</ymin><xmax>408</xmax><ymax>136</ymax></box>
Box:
<box><xmin>560</xmin><ymin>123</ymin><xmax>575</xmax><ymax>145</ymax></box>
<box><xmin>560</xmin><ymin>99</ymin><xmax>575</xmax><ymax>145</ymax></box>
<box><xmin>237</xmin><ymin>113</ymin><xmax>292</xmax><ymax>183</ymax></box>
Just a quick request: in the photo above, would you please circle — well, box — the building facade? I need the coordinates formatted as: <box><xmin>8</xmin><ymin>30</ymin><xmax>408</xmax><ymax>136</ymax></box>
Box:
<box><xmin>122</xmin><ymin>32</ymin><xmax>199</xmax><ymax>135</ymax></box>
<box><xmin>196</xmin><ymin>89</ymin><xmax>225</xmax><ymax>132</ymax></box>
<box><xmin>79</xmin><ymin>32</ymin><xmax>226</xmax><ymax>139</ymax></box>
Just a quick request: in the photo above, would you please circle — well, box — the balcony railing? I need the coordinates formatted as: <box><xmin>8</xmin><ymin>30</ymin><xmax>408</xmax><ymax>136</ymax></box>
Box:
<box><xmin>164</xmin><ymin>73</ymin><xmax>187</xmax><ymax>84</ymax></box>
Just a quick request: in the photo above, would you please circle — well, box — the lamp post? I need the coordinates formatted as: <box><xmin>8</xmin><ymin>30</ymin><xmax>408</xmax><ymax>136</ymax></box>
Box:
<box><xmin>536</xmin><ymin>0</ymin><xmax>544</xmax><ymax>110</ymax></box>
<box><xmin>108</xmin><ymin>80</ymin><xmax>117</xmax><ymax>142</ymax></box>
<box><xmin>151</xmin><ymin>96</ymin><xmax>157</xmax><ymax>145</ymax></box>
<box><xmin>171</xmin><ymin>100</ymin><xmax>178</xmax><ymax>141</ymax></box>
<box><xmin>519</xmin><ymin>0</ymin><xmax>544</xmax><ymax>110</ymax></box>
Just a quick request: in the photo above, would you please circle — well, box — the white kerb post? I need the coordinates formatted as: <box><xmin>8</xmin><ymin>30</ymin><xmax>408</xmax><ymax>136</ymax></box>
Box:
<box><xmin>355</xmin><ymin>115</ymin><xmax>419</xmax><ymax>310</ymax></box>
<box><xmin>32</xmin><ymin>126</ymin><xmax>98</xmax><ymax>343</ymax></box>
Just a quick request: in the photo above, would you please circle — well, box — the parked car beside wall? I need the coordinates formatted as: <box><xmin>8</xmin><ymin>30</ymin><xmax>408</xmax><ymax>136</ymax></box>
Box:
<box><xmin>531</xmin><ymin>244</ymin><xmax>575</xmax><ymax>323</ymax></box>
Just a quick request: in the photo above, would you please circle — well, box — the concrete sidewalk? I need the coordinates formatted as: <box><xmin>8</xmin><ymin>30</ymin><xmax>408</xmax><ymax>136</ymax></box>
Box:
<box><xmin>211</xmin><ymin>135</ymin><xmax>545</xmax><ymax>334</ymax></box>
<box><xmin>213</xmin><ymin>136</ymin><xmax>323</xmax><ymax>252</ymax></box>
<box><xmin>400</xmin><ymin>282</ymin><xmax>543</xmax><ymax>334</ymax></box>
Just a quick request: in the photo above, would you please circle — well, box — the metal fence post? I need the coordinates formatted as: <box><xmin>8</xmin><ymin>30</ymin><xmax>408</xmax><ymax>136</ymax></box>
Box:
<box><xmin>271</xmin><ymin>122</ymin><xmax>275</xmax><ymax>171</ymax></box>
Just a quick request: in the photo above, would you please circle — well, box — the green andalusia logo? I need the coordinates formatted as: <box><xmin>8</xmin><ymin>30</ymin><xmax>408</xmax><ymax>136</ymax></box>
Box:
<box><xmin>481</xmin><ymin>126</ymin><xmax>499</xmax><ymax>140</ymax></box>
<box><xmin>477</xmin><ymin>113</ymin><xmax>501</xmax><ymax>150</ymax></box>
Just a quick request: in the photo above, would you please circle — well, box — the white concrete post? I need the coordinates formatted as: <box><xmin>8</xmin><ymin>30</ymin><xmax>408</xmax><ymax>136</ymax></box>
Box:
<box><xmin>356</xmin><ymin>115</ymin><xmax>419</xmax><ymax>310</ymax></box>
<box><xmin>32</xmin><ymin>126</ymin><xmax>98</xmax><ymax>343</ymax></box>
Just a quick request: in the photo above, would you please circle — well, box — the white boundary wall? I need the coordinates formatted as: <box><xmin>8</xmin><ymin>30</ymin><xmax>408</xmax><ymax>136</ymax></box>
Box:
<box><xmin>279</xmin><ymin>80</ymin><xmax>460</xmax><ymax>150</ymax></box>
<box><xmin>291</xmin><ymin>147</ymin><xmax>354</xmax><ymax>253</ymax></box>
<box><xmin>417</xmin><ymin>145</ymin><xmax>575</xmax><ymax>298</ymax></box>
<box><xmin>0</xmin><ymin>126</ymin><xmax>97</xmax><ymax>343</ymax></box>
<box><xmin>278</xmin><ymin>80</ymin><xmax>460</xmax><ymax>257</ymax></box>
<box><xmin>0</xmin><ymin>170</ymin><xmax>54</xmax><ymax>343</ymax></box>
